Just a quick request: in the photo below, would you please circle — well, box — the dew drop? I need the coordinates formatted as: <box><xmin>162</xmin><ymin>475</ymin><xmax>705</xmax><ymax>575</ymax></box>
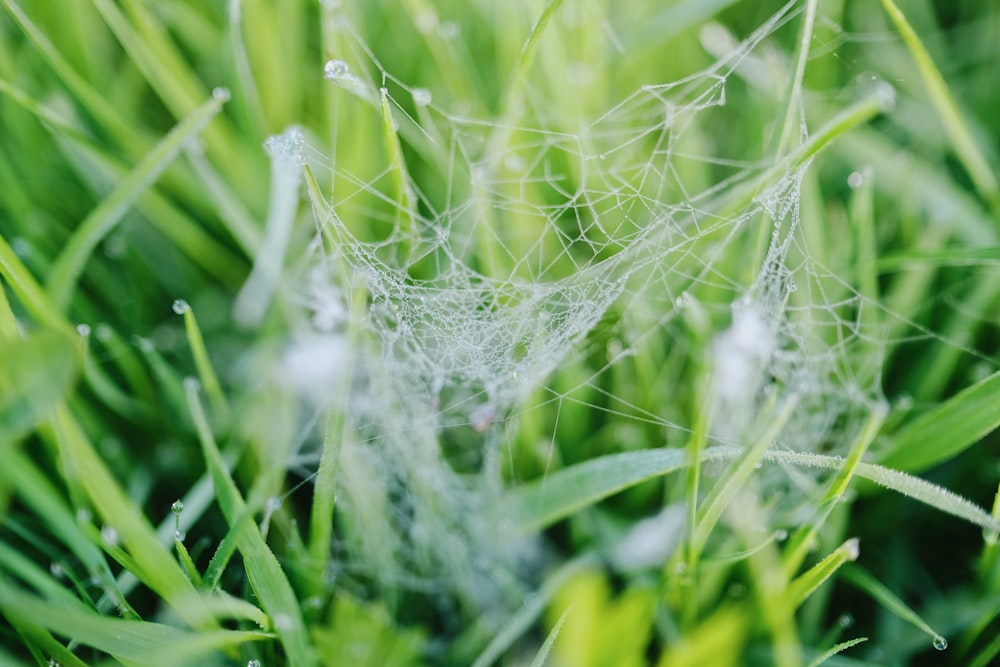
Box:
<box><xmin>933</xmin><ymin>636</ymin><xmax>948</xmax><ymax>651</ymax></box>
<box><xmin>412</xmin><ymin>87</ymin><xmax>432</xmax><ymax>107</ymax></box>
<box><xmin>172</xmin><ymin>299</ymin><xmax>189</xmax><ymax>315</ymax></box>
<box><xmin>171</xmin><ymin>500</ymin><xmax>185</xmax><ymax>514</ymax></box>
<box><xmin>838</xmin><ymin>613</ymin><xmax>854</xmax><ymax>628</ymax></box>
<box><xmin>247</xmin><ymin>660</ymin><xmax>262</xmax><ymax>667</ymax></box>
<box><xmin>76</xmin><ymin>323</ymin><xmax>91</xmax><ymax>337</ymax></box>
<box><xmin>843</xmin><ymin>537</ymin><xmax>860</xmax><ymax>561</ymax></box>
<box><xmin>101</xmin><ymin>525</ymin><xmax>119</xmax><ymax>547</ymax></box>
<box><xmin>76</xmin><ymin>508</ymin><xmax>92</xmax><ymax>524</ymax></box>
<box><xmin>774</xmin><ymin>529</ymin><xmax>788</xmax><ymax>542</ymax></box>
<box><xmin>135</xmin><ymin>336</ymin><xmax>155</xmax><ymax>353</ymax></box>
<box><xmin>273</xmin><ymin>613</ymin><xmax>294</xmax><ymax>631</ymax></box>
<box><xmin>324</xmin><ymin>59</ymin><xmax>351</xmax><ymax>81</ymax></box>
<box><xmin>266</xmin><ymin>496</ymin><xmax>283</xmax><ymax>513</ymax></box>
<box><xmin>50</xmin><ymin>561</ymin><xmax>64</xmax><ymax>578</ymax></box>
<box><xmin>212</xmin><ymin>87</ymin><xmax>231</xmax><ymax>102</ymax></box>
<box><xmin>847</xmin><ymin>171</ymin><xmax>864</xmax><ymax>189</ymax></box>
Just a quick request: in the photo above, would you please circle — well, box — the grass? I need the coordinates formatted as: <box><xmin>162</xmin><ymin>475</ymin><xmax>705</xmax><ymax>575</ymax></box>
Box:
<box><xmin>1</xmin><ymin>0</ymin><xmax>1000</xmax><ymax>665</ymax></box>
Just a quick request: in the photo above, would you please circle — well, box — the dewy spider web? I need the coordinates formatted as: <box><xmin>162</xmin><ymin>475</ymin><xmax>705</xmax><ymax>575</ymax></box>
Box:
<box><xmin>266</xmin><ymin>0</ymin><xmax>896</xmax><ymax>627</ymax></box>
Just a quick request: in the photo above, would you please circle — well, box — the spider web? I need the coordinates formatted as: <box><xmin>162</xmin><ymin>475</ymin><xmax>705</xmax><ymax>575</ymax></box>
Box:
<box><xmin>246</xmin><ymin>0</ymin><xmax>982</xmax><ymax>633</ymax></box>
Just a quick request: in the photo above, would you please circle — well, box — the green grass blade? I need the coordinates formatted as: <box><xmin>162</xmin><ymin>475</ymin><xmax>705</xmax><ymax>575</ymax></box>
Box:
<box><xmin>0</xmin><ymin>579</ymin><xmax>268</xmax><ymax>666</ymax></box>
<box><xmin>842</xmin><ymin>565</ymin><xmax>948</xmax><ymax>652</ymax></box>
<box><xmin>173</xmin><ymin>299</ymin><xmax>229</xmax><ymax>422</ymax></box>
<box><xmin>878</xmin><ymin>246</ymin><xmax>1000</xmax><ymax>271</ymax></box>
<box><xmin>233</xmin><ymin>126</ymin><xmax>302</xmax><ymax>327</ymax></box>
<box><xmin>804</xmin><ymin>637</ymin><xmax>868</xmax><ymax>667</ymax></box>
<box><xmin>0</xmin><ymin>234</ymin><xmax>73</xmax><ymax>335</ymax></box>
<box><xmin>876</xmin><ymin>370</ymin><xmax>1000</xmax><ymax>473</ymax></box>
<box><xmin>0</xmin><ymin>330</ymin><xmax>79</xmax><ymax>443</ymax></box>
<box><xmin>46</xmin><ymin>90</ymin><xmax>229</xmax><ymax>308</ymax></box>
<box><xmin>880</xmin><ymin>0</ymin><xmax>999</xmax><ymax>211</ymax></box>
<box><xmin>185</xmin><ymin>378</ymin><xmax>313</xmax><ymax>666</ymax></box>
<box><xmin>529</xmin><ymin>607</ymin><xmax>570</xmax><ymax>667</ymax></box>
<box><xmin>787</xmin><ymin>538</ymin><xmax>860</xmax><ymax>608</ymax></box>
<box><xmin>507</xmin><ymin>444</ymin><xmax>999</xmax><ymax>534</ymax></box>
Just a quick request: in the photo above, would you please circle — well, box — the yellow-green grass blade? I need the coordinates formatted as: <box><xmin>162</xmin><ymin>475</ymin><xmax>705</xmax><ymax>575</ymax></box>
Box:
<box><xmin>185</xmin><ymin>379</ymin><xmax>313</xmax><ymax>666</ymax></box>
<box><xmin>804</xmin><ymin>637</ymin><xmax>868</xmax><ymax>667</ymax></box>
<box><xmin>876</xmin><ymin>369</ymin><xmax>1000</xmax><ymax>474</ymax></box>
<box><xmin>787</xmin><ymin>538</ymin><xmax>860</xmax><ymax>609</ymax></box>
<box><xmin>173</xmin><ymin>299</ymin><xmax>229</xmax><ymax>422</ymax></box>
<box><xmin>880</xmin><ymin>0</ymin><xmax>999</xmax><ymax>211</ymax></box>
<box><xmin>47</xmin><ymin>90</ymin><xmax>229</xmax><ymax>309</ymax></box>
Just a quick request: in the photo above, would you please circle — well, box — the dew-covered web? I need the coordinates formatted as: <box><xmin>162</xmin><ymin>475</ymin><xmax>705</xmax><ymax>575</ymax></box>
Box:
<box><xmin>245</xmin><ymin>0</ymin><xmax>969</xmax><ymax>630</ymax></box>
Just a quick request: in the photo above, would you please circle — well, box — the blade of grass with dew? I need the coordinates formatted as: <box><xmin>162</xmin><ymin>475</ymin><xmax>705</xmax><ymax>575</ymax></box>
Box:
<box><xmin>804</xmin><ymin>637</ymin><xmax>868</xmax><ymax>667</ymax></box>
<box><xmin>692</xmin><ymin>395</ymin><xmax>797</xmax><ymax>561</ymax></box>
<box><xmin>233</xmin><ymin>126</ymin><xmax>303</xmax><ymax>327</ymax></box>
<box><xmin>841</xmin><ymin>565</ymin><xmax>948</xmax><ymax>652</ymax></box>
<box><xmin>185</xmin><ymin>378</ymin><xmax>313</xmax><ymax>666</ymax></box>
<box><xmin>876</xmin><ymin>369</ymin><xmax>1000</xmax><ymax>474</ymax></box>
<box><xmin>42</xmin><ymin>404</ymin><xmax>215</xmax><ymax>630</ymax></box>
<box><xmin>45</xmin><ymin>89</ymin><xmax>229</xmax><ymax>308</ymax></box>
<box><xmin>784</xmin><ymin>404</ymin><xmax>887</xmax><ymax>577</ymax></box>
<box><xmin>880</xmin><ymin>0</ymin><xmax>999</xmax><ymax>212</ymax></box>
<box><xmin>0</xmin><ymin>330</ymin><xmax>79</xmax><ymax>443</ymax></box>
<box><xmin>0</xmin><ymin>579</ymin><xmax>269</xmax><ymax>666</ymax></box>
<box><xmin>507</xmin><ymin>444</ymin><xmax>999</xmax><ymax>534</ymax></box>
<box><xmin>787</xmin><ymin>538</ymin><xmax>860</xmax><ymax>609</ymax></box>
<box><xmin>173</xmin><ymin>299</ymin><xmax>229</xmax><ymax>421</ymax></box>
<box><xmin>379</xmin><ymin>86</ymin><xmax>417</xmax><ymax>257</ymax></box>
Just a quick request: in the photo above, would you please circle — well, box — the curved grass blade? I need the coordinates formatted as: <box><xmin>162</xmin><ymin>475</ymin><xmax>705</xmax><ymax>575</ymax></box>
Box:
<box><xmin>0</xmin><ymin>580</ymin><xmax>268</xmax><ymax>667</ymax></box>
<box><xmin>185</xmin><ymin>378</ymin><xmax>313</xmax><ymax>666</ymax></box>
<box><xmin>506</xmin><ymin>445</ymin><xmax>999</xmax><ymax>534</ymax></box>
<box><xmin>47</xmin><ymin>90</ymin><xmax>229</xmax><ymax>309</ymax></box>
<box><xmin>0</xmin><ymin>330</ymin><xmax>79</xmax><ymax>444</ymax></box>
<box><xmin>876</xmin><ymin>370</ymin><xmax>1000</xmax><ymax>474</ymax></box>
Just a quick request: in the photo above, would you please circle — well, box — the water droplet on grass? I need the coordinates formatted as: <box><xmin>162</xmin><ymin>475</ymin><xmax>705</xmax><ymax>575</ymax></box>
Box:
<box><xmin>324</xmin><ymin>59</ymin><xmax>351</xmax><ymax>81</ymax></box>
<box><xmin>247</xmin><ymin>660</ymin><xmax>262</xmax><ymax>667</ymax></box>
<box><xmin>273</xmin><ymin>613</ymin><xmax>294</xmax><ymax>630</ymax></box>
<box><xmin>212</xmin><ymin>87</ymin><xmax>231</xmax><ymax>102</ymax></box>
<box><xmin>412</xmin><ymin>87</ymin><xmax>432</xmax><ymax>107</ymax></box>
<box><xmin>847</xmin><ymin>171</ymin><xmax>864</xmax><ymax>188</ymax></box>
<box><xmin>844</xmin><ymin>537</ymin><xmax>860</xmax><ymax>561</ymax></box>
<box><xmin>933</xmin><ymin>636</ymin><xmax>948</xmax><ymax>651</ymax></box>
<box><xmin>172</xmin><ymin>299</ymin><xmax>188</xmax><ymax>315</ymax></box>
<box><xmin>101</xmin><ymin>525</ymin><xmax>119</xmax><ymax>547</ymax></box>
<box><xmin>76</xmin><ymin>323</ymin><xmax>91</xmax><ymax>337</ymax></box>
<box><xmin>171</xmin><ymin>500</ymin><xmax>185</xmax><ymax>514</ymax></box>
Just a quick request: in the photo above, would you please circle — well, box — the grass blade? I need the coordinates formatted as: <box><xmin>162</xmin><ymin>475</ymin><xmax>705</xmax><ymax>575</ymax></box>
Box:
<box><xmin>876</xmin><ymin>370</ymin><xmax>1000</xmax><ymax>473</ymax></box>
<box><xmin>0</xmin><ymin>579</ymin><xmax>268</xmax><ymax>666</ymax></box>
<box><xmin>0</xmin><ymin>330</ymin><xmax>79</xmax><ymax>443</ymax></box>
<box><xmin>880</xmin><ymin>0</ymin><xmax>999</xmax><ymax>211</ymax></box>
<box><xmin>842</xmin><ymin>565</ymin><xmax>948</xmax><ymax>652</ymax></box>
<box><xmin>507</xmin><ymin>444</ymin><xmax>999</xmax><ymax>534</ymax></box>
<box><xmin>46</xmin><ymin>90</ymin><xmax>229</xmax><ymax>308</ymax></box>
<box><xmin>185</xmin><ymin>378</ymin><xmax>313</xmax><ymax>666</ymax></box>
